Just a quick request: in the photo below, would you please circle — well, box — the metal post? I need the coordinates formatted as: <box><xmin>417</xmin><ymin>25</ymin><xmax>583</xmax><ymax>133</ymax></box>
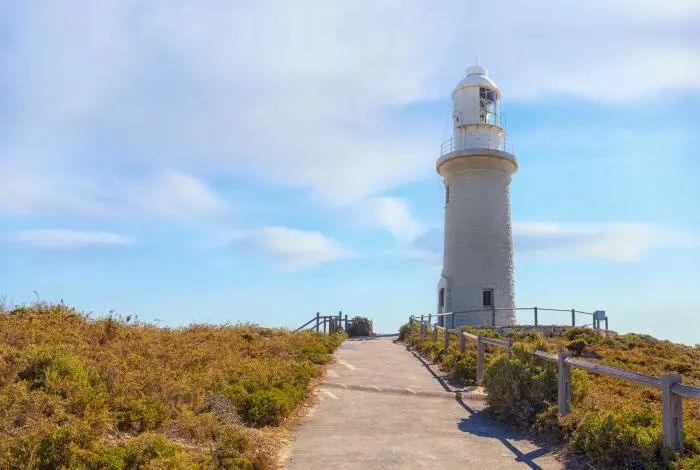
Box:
<box><xmin>315</xmin><ymin>312</ymin><xmax>320</xmax><ymax>332</ymax></box>
<box><xmin>534</xmin><ymin>306</ymin><xmax>538</xmax><ymax>327</ymax></box>
<box><xmin>344</xmin><ymin>314</ymin><xmax>348</xmax><ymax>330</ymax></box>
<box><xmin>459</xmin><ymin>332</ymin><xmax>466</xmax><ymax>353</ymax></box>
<box><xmin>476</xmin><ymin>336</ymin><xmax>485</xmax><ymax>385</ymax></box>
<box><xmin>557</xmin><ymin>351</ymin><xmax>571</xmax><ymax>416</ymax></box>
<box><xmin>571</xmin><ymin>308</ymin><xmax>575</xmax><ymax>327</ymax></box>
<box><xmin>661</xmin><ymin>374</ymin><xmax>683</xmax><ymax>453</ymax></box>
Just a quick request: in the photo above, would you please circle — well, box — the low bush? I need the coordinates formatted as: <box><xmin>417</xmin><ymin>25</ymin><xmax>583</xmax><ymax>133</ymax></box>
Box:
<box><xmin>0</xmin><ymin>303</ymin><xmax>345</xmax><ymax>468</ymax></box>
<box><xmin>483</xmin><ymin>341</ymin><xmax>557</xmax><ymax>426</ymax></box>
<box><xmin>569</xmin><ymin>407</ymin><xmax>663</xmax><ymax>468</ymax></box>
<box><xmin>347</xmin><ymin>316</ymin><xmax>373</xmax><ymax>337</ymax></box>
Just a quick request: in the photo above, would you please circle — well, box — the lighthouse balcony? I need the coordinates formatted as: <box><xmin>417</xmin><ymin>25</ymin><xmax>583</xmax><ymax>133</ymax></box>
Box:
<box><xmin>440</xmin><ymin>133</ymin><xmax>508</xmax><ymax>156</ymax></box>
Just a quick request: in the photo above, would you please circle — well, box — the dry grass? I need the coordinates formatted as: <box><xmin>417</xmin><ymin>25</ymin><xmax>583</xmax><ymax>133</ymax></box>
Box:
<box><xmin>0</xmin><ymin>303</ymin><xmax>345</xmax><ymax>469</ymax></box>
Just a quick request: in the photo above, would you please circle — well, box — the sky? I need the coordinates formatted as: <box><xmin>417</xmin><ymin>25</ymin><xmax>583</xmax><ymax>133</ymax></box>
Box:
<box><xmin>1</xmin><ymin>1</ymin><xmax>699</xmax><ymax>344</ymax></box>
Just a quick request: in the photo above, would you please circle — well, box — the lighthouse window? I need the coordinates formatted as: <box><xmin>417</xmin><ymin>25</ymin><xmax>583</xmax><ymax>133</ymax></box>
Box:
<box><xmin>482</xmin><ymin>289</ymin><xmax>494</xmax><ymax>307</ymax></box>
<box><xmin>479</xmin><ymin>87</ymin><xmax>498</xmax><ymax>125</ymax></box>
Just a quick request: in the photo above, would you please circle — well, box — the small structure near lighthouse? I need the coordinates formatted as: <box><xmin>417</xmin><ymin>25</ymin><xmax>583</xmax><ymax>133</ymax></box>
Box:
<box><xmin>437</xmin><ymin>66</ymin><xmax>517</xmax><ymax>327</ymax></box>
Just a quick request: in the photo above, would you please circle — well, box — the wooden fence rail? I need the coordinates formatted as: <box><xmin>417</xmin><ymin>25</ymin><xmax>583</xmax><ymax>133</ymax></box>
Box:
<box><xmin>408</xmin><ymin>315</ymin><xmax>700</xmax><ymax>454</ymax></box>
<box><xmin>294</xmin><ymin>311</ymin><xmax>349</xmax><ymax>334</ymax></box>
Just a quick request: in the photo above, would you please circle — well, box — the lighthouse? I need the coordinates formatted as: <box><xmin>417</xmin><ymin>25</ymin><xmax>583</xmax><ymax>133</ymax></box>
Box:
<box><xmin>436</xmin><ymin>66</ymin><xmax>517</xmax><ymax>327</ymax></box>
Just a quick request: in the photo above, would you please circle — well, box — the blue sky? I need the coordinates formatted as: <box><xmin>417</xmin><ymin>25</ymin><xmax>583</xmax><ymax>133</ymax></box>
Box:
<box><xmin>1</xmin><ymin>1</ymin><xmax>699</xmax><ymax>343</ymax></box>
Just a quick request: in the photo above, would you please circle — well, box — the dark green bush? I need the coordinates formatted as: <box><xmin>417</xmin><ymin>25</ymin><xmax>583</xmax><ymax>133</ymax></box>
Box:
<box><xmin>240</xmin><ymin>389</ymin><xmax>293</xmax><ymax>427</ymax></box>
<box><xmin>483</xmin><ymin>342</ymin><xmax>557</xmax><ymax>426</ymax></box>
<box><xmin>347</xmin><ymin>317</ymin><xmax>372</xmax><ymax>337</ymax></box>
<box><xmin>566</xmin><ymin>338</ymin><xmax>588</xmax><ymax>357</ymax></box>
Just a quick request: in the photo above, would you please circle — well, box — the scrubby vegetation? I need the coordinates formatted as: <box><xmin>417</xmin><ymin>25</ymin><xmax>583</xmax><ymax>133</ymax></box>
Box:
<box><xmin>346</xmin><ymin>316</ymin><xmax>373</xmax><ymax>337</ymax></box>
<box><xmin>401</xmin><ymin>322</ymin><xmax>700</xmax><ymax>468</ymax></box>
<box><xmin>0</xmin><ymin>303</ymin><xmax>345</xmax><ymax>469</ymax></box>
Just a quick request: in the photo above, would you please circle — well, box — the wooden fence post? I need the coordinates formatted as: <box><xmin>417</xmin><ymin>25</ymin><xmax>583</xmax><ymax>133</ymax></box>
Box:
<box><xmin>604</xmin><ymin>317</ymin><xmax>608</xmax><ymax>331</ymax></box>
<box><xmin>476</xmin><ymin>336</ymin><xmax>485</xmax><ymax>385</ymax></box>
<box><xmin>459</xmin><ymin>331</ymin><xmax>466</xmax><ymax>354</ymax></box>
<box><xmin>443</xmin><ymin>328</ymin><xmax>449</xmax><ymax>352</ymax></box>
<box><xmin>557</xmin><ymin>351</ymin><xmax>571</xmax><ymax>416</ymax></box>
<box><xmin>506</xmin><ymin>340</ymin><xmax>512</xmax><ymax>360</ymax></box>
<box><xmin>661</xmin><ymin>374</ymin><xmax>684</xmax><ymax>453</ymax></box>
<box><xmin>315</xmin><ymin>312</ymin><xmax>320</xmax><ymax>332</ymax></box>
<box><xmin>428</xmin><ymin>313</ymin><xmax>432</xmax><ymax>327</ymax></box>
<box><xmin>432</xmin><ymin>326</ymin><xmax>438</xmax><ymax>342</ymax></box>
<box><xmin>571</xmin><ymin>308</ymin><xmax>575</xmax><ymax>327</ymax></box>
<box><xmin>344</xmin><ymin>314</ymin><xmax>348</xmax><ymax>330</ymax></box>
<box><xmin>451</xmin><ymin>312</ymin><xmax>455</xmax><ymax>329</ymax></box>
<box><xmin>338</xmin><ymin>311</ymin><xmax>342</xmax><ymax>330</ymax></box>
<box><xmin>491</xmin><ymin>306</ymin><xmax>496</xmax><ymax>326</ymax></box>
<box><xmin>323</xmin><ymin>317</ymin><xmax>327</xmax><ymax>334</ymax></box>
<box><xmin>533</xmin><ymin>306</ymin><xmax>538</xmax><ymax>327</ymax></box>
<box><xmin>420</xmin><ymin>315</ymin><xmax>425</xmax><ymax>338</ymax></box>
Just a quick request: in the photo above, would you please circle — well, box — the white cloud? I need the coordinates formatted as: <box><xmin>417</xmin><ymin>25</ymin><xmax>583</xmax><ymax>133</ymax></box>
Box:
<box><xmin>124</xmin><ymin>169</ymin><xmax>228</xmax><ymax>221</ymax></box>
<box><xmin>407</xmin><ymin>222</ymin><xmax>696</xmax><ymax>263</ymax></box>
<box><xmin>514</xmin><ymin>222</ymin><xmax>696</xmax><ymax>262</ymax></box>
<box><xmin>0</xmin><ymin>165</ymin><xmax>228</xmax><ymax>223</ymax></box>
<box><xmin>1</xmin><ymin>1</ymin><xmax>699</xmax><ymax>218</ymax></box>
<box><xmin>231</xmin><ymin>226</ymin><xmax>355</xmax><ymax>270</ymax></box>
<box><xmin>5</xmin><ymin>229</ymin><xmax>135</xmax><ymax>250</ymax></box>
<box><xmin>350</xmin><ymin>197</ymin><xmax>425</xmax><ymax>242</ymax></box>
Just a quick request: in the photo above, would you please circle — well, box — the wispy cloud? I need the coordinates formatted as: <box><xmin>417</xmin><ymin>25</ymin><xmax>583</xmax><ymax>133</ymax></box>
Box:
<box><xmin>514</xmin><ymin>222</ymin><xmax>696</xmax><ymax>262</ymax></box>
<box><xmin>406</xmin><ymin>222</ymin><xmax>696</xmax><ymax>263</ymax></box>
<box><xmin>349</xmin><ymin>197</ymin><xmax>425</xmax><ymax>242</ymax></box>
<box><xmin>5</xmin><ymin>229</ymin><xmax>135</xmax><ymax>250</ymax></box>
<box><xmin>0</xmin><ymin>166</ymin><xmax>228</xmax><ymax>223</ymax></box>
<box><xmin>231</xmin><ymin>226</ymin><xmax>356</xmax><ymax>271</ymax></box>
<box><xmin>4</xmin><ymin>0</ymin><xmax>696</xmax><ymax>220</ymax></box>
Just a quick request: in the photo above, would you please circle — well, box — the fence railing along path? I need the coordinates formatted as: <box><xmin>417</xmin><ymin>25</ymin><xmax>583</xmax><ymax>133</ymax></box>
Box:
<box><xmin>295</xmin><ymin>311</ymin><xmax>349</xmax><ymax>334</ymax></box>
<box><xmin>408</xmin><ymin>313</ymin><xmax>700</xmax><ymax>455</ymax></box>
<box><xmin>421</xmin><ymin>306</ymin><xmax>608</xmax><ymax>330</ymax></box>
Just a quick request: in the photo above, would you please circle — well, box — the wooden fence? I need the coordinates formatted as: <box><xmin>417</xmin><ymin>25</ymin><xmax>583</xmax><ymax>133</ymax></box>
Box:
<box><xmin>409</xmin><ymin>315</ymin><xmax>700</xmax><ymax>454</ymax></box>
<box><xmin>295</xmin><ymin>311</ymin><xmax>348</xmax><ymax>334</ymax></box>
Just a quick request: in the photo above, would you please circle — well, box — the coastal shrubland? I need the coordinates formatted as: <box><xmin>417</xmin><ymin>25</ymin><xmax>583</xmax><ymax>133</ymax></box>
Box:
<box><xmin>0</xmin><ymin>303</ymin><xmax>345</xmax><ymax>469</ymax></box>
<box><xmin>401</xmin><ymin>322</ymin><xmax>700</xmax><ymax>468</ymax></box>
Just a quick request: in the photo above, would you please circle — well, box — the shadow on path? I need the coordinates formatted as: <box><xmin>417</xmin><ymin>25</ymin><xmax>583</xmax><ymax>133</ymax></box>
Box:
<box><xmin>455</xmin><ymin>397</ymin><xmax>552</xmax><ymax>470</ymax></box>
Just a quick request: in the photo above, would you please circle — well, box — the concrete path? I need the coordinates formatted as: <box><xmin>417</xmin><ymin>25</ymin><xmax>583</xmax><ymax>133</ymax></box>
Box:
<box><xmin>286</xmin><ymin>336</ymin><xmax>562</xmax><ymax>470</ymax></box>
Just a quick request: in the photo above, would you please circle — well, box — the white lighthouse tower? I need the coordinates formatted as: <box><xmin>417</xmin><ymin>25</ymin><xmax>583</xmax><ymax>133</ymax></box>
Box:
<box><xmin>436</xmin><ymin>66</ymin><xmax>517</xmax><ymax>327</ymax></box>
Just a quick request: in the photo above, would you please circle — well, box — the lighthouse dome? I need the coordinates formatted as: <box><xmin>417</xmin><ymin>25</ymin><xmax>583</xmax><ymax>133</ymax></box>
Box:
<box><xmin>453</xmin><ymin>65</ymin><xmax>500</xmax><ymax>98</ymax></box>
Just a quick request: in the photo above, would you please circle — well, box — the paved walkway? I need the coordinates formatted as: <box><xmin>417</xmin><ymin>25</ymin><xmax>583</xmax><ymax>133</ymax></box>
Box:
<box><xmin>286</xmin><ymin>336</ymin><xmax>562</xmax><ymax>469</ymax></box>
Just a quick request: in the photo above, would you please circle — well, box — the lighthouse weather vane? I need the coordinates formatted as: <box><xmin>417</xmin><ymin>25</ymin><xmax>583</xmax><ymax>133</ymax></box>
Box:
<box><xmin>436</xmin><ymin>65</ymin><xmax>517</xmax><ymax>327</ymax></box>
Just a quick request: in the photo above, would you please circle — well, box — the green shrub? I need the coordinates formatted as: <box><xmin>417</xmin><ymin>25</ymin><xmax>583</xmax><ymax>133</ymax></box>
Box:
<box><xmin>301</xmin><ymin>343</ymin><xmax>331</xmax><ymax>364</ymax></box>
<box><xmin>213</xmin><ymin>426</ymin><xmax>252</xmax><ymax>469</ymax></box>
<box><xmin>569</xmin><ymin>407</ymin><xmax>663</xmax><ymax>468</ymax></box>
<box><xmin>18</xmin><ymin>346</ymin><xmax>106</xmax><ymax>416</ymax></box>
<box><xmin>483</xmin><ymin>343</ymin><xmax>557</xmax><ymax>426</ymax></box>
<box><xmin>115</xmin><ymin>398</ymin><xmax>169</xmax><ymax>433</ymax></box>
<box><xmin>240</xmin><ymin>389</ymin><xmax>293</xmax><ymax>427</ymax></box>
<box><xmin>566</xmin><ymin>338</ymin><xmax>588</xmax><ymax>357</ymax></box>
<box><xmin>347</xmin><ymin>317</ymin><xmax>372</xmax><ymax>337</ymax></box>
<box><xmin>449</xmin><ymin>353</ymin><xmax>477</xmax><ymax>385</ymax></box>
